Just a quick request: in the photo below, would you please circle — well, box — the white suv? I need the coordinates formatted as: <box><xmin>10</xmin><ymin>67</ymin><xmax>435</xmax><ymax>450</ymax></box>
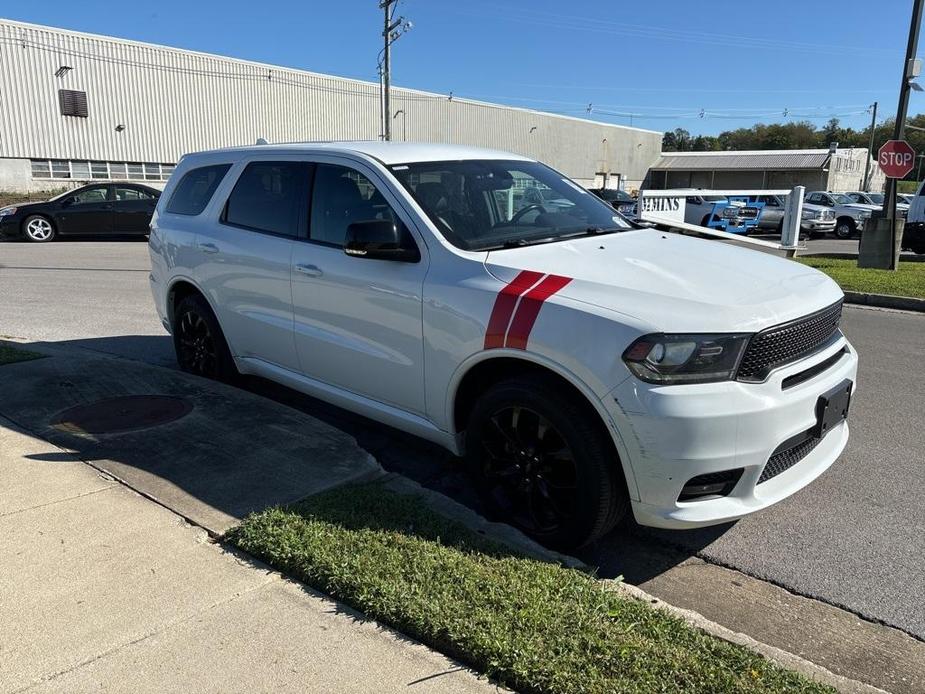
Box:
<box><xmin>149</xmin><ymin>142</ymin><xmax>858</xmax><ymax>548</ymax></box>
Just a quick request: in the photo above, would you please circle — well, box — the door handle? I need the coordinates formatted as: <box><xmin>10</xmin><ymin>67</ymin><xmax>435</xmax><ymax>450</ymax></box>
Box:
<box><xmin>198</xmin><ymin>242</ymin><xmax>219</xmax><ymax>254</ymax></box>
<box><xmin>294</xmin><ymin>263</ymin><xmax>323</xmax><ymax>277</ymax></box>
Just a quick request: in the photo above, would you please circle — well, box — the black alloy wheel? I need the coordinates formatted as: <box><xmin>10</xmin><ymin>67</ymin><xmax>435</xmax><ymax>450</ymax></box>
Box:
<box><xmin>173</xmin><ymin>294</ymin><xmax>236</xmax><ymax>381</ymax></box>
<box><xmin>466</xmin><ymin>375</ymin><xmax>627</xmax><ymax>549</ymax></box>
<box><xmin>478</xmin><ymin>405</ymin><xmax>579</xmax><ymax>536</ymax></box>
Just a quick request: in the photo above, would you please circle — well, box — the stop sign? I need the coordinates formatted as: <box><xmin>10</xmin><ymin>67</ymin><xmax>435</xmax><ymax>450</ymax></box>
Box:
<box><xmin>878</xmin><ymin>139</ymin><xmax>916</xmax><ymax>178</ymax></box>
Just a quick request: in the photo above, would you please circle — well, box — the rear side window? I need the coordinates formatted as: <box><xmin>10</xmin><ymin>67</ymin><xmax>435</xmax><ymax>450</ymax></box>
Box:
<box><xmin>223</xmin><ymin>161</ymin><xmax>309</xmax><ymax>237</ymax></box>
<box><xmin>166</xmin><ymin>164</ymin><xmax>231</xmax><ymax>216</ymax></box>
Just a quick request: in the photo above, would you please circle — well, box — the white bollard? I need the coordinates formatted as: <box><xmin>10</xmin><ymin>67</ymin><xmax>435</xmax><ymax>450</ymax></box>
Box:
<box><xmin>781</xmin><ymin>186</ymin><xmax>804</xmax><ymax>251</ymax></box>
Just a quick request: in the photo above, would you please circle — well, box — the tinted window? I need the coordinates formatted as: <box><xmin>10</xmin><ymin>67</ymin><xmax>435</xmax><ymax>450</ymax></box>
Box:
<box><xmin>114</xmin><ymin>186</ymin><xmax>154</xmax><ymax>201</ymax></box>
<box><xmin>391</xmin><ymin>159</ymin><xmax>630</xmax><ymax>251</ymax></box>
<box><xmin>310</xmin><ymin>164</ymin><xmax>401</xmax><ymax>247</ymax></box>
<box><xmin>166</xmin><ymin>164</ymin><xmax>231</xmax><ymax>216</ymax></box>
<box><xmin>224</xmin><ymin>162</ymin><xmax>308</xmax><ymax>237</ymax></box>
<box><xmin>71</xmin><ymin>186</ymin><xmax>108</xmax><ymax>204</ymax></box>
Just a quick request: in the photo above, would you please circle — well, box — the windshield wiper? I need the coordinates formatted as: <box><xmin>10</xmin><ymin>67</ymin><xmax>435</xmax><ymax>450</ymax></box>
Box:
<box><xmin>482</xmin><ymin>227</ymin><xmax>626</xmax><ymax>251</ymax></box>
<box><xmin>501</xmin><ymin>236</ymin><xmax>557</xmax><ymax>248</ymax></box>
<box><xmin>583</xmin><ymin>226</ymin><xmax>622</xmax><ymax>235</ymax></box>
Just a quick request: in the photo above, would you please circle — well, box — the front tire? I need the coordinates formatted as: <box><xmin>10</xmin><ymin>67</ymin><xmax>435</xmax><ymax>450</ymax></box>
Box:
<box><xmin>172</xmin><ymin>294</ymin><xmax>237</xmax><ymax>381</ymax></box>
<box><xmin>465</xmin><ymin>375</ymin><xmax>628</xmax><ymax>549</ymax></box>
<box><xmin>22</xmin><ymin>215</ymin><xmax>56</xmax><ymax>242</ymax></box>
<box><xmin>835</xmin><ymin>218</ymin><xmax>856</xmax><ymax>239</ymax></box>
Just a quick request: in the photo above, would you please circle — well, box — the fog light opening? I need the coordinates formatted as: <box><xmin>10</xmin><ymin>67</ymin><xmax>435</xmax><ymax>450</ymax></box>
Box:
<box><xmin>678</xmin><ymin>468</ymin><xmax>744</xmax><ymax>502</ymax></box>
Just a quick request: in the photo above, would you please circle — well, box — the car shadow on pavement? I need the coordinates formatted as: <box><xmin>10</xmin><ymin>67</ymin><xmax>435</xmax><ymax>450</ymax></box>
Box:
<box><xmin>16</xmin><ymin>335</ymin><xmax>730</xmax><ymax>585</ymax></box>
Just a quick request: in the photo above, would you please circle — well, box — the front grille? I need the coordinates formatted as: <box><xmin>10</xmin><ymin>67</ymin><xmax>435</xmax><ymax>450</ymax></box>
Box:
<box><xmin>758</xmin><ymin>435</ymin><xmax>822</xmax><ymax>484</ymax></box>
<box><xmin>737</xmin><ymin>300</ymin><xmax>843</xmax><ymax>382</ymax></box>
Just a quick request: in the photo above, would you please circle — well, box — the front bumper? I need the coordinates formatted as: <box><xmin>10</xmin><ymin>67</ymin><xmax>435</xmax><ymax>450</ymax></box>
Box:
<box><xmin>0</xmin><ymin>216</ymin><xmax>21</xmax><ymax>237</ymax></box>
<box><xmin>606</xmin><ymin>335</ymin><xmax>857</xmax><ymax>529</ymax></box>
<box><xmin>801</xmin><ymin>219</ymin><xmax>836</xmax><ymax>232</ymax></box>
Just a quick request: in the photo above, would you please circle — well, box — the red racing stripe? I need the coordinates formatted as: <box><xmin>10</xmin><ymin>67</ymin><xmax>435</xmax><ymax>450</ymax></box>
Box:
<box><xmin>484</xmin><ymin>270</ymin><xmax>545</xmax><ymax>349</ymax></box>
<box><xmin>504</xmin><ymin>274</ymin><xmax>572</xmax><ymax>350</ymax></box>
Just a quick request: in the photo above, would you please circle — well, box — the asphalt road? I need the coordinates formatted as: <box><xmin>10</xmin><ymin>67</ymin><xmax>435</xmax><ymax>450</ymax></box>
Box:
<box><xmin>2</xmin><ymin>239</ymin><xmax>923</xmax><ymax>641</ymax></box>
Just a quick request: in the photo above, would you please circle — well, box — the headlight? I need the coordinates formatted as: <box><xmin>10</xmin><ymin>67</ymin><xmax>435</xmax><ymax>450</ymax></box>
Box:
<box><xmin>0</xmin><ymin>206</ymin><xmax>17</xmax><ymax>217</ymax></box>
<box><xmin>801</xmin><ymin>209</ymin><xmax>814</xmax><ymax>220</ymax></box>
<box><xmin>721</xmin><ymin>207</ymin><xmax>738</xmax><ymax>218</ymax></box>
<box><xmin>622</xmin><ymin>333</ymin><xmax>751</xmax><ymax>384</ymax></box>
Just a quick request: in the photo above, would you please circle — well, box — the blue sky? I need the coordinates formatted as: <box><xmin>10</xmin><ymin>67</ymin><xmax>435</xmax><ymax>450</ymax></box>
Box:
<box><xmin>4</xmin><ymin>0</ymin><xmax>921</xmax><ymax>135</ymax></box>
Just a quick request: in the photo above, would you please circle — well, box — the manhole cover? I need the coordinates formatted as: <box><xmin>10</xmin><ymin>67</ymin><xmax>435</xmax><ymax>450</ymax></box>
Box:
<box><xmin>52</xmin><ymin>395</ymin><xmax>193</xmax><ymax>434</ymax></box>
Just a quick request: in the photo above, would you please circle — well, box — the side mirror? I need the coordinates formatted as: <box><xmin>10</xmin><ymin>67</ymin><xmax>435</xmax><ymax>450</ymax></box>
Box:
<box><xmin>344</xmin><ymin>220</ymin><xmax>419</xmax><ymax>262</ymax></box>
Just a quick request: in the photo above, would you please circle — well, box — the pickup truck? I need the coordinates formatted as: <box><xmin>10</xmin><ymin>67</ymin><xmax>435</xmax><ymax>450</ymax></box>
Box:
<box><xmin>845</xmin><ymin>191</ymin><xmax>909</xmax><ymax>216</ymax></box>
<box><xmin>804</xmin><ymin>191</ymin><xmax>877</xmax><ymax>239</ymax></box>
<box><xmin>748</xmin><ymin>194</ymin><xmax>835</xmax><ymax>238</ymax></box>
<box><xmin>684</xmin><ymin>194</ymin><xmax>760</xmax><ymax>234</ymax></box>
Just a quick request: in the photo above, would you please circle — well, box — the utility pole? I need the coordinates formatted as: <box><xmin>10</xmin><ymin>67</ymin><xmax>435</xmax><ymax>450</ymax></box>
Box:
<box><xmin>883</xmin><ymin>0</ymin><xmax>925</xmax><ymax>269</ymax></box>
<box><xmin>862</xmin><ymin>101</ymin><xmax>878</xmax><ymax>190</ymax></box>
<box><xmin>379</xmin><ymin>0</ymin><xmax>411</xmax><ymax>142</ymax></box>
<box><xmin>381</xmin><ymin>0</ymin><xmax>395</xmax><ymax>141</ymax></box>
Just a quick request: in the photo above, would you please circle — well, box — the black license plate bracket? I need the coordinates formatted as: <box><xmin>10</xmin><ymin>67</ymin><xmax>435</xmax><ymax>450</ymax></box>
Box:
<box><xmin>813</xmin><ymin>379</ymin><xmax>852</xmax><ymax>439</ymax></box>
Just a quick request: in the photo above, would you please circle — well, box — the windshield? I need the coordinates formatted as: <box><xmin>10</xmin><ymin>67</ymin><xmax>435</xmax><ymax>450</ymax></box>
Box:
<box><xmin>390</xmin><ymin>159</ymin><xmax>634</xmax><ymax>251</ymax></box>
<box><xmin>831</xmin><ymin>193</ymin><xmax>853</xmax><ymax>204</ymax></box>
<box><xmin>599</xmin><ymin>189</ymin><xmax>633</xmax><ymax>203</ymax></box>
<box><xmin>866</xmin><ymin>193</ymin><xmax>884</xmax><ymax>204</ymax></box>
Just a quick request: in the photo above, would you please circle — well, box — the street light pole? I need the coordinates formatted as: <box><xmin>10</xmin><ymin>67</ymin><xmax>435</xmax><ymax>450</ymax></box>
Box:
<box><xmin>884</xmin><ymin>0</ymin><xmax>925</xmax><ymax>269</ymax></box>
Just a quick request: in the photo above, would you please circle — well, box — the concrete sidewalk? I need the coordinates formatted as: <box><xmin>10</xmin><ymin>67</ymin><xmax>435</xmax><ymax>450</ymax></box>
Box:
<box><xmin>0</xmin><ymin>343</ymin><xmax>384</xmax><ymax>535</ymax></box>
<box><xmin>0</xmin><ymin>419</ymin><xmax>497</xmax><ymax>693</ymax></box>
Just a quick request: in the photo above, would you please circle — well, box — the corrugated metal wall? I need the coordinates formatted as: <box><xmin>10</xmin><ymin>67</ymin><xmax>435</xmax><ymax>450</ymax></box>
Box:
<box><xmin>0</xmin><ymin>20</ymin><xmax>661</xmax><ymax>184</ymax></box>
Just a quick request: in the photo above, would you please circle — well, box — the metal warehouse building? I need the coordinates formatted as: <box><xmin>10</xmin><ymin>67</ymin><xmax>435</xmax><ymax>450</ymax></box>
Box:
<box><xmin>646</xmin><ymin>148</ymin><xmax>885</xmax><ymax>193</ymax></box>
<box><xmin>0</xmin><ymin>19</ymin><xmax>662</xmax><ymax>194</ymax></box>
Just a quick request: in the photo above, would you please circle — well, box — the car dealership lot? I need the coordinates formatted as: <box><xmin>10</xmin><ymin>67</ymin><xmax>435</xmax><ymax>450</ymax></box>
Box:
<box><xmin>1</xmin><ymin>239</ymin><xmax>923</xmax><ymax>642</ymax></box>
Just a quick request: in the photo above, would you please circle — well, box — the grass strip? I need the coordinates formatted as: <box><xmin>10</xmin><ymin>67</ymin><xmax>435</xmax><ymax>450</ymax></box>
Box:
<box><xmin>227</xmin><ymin>484</ymin><xmax>831</xmax><ymax>694</ymax></box>
<box><xmin>0</xmin><ymin>343</ymin><xmax>44</xmax><ymax>366</ymax></box>
<box><xmin>795</xmin><ymin>257</ymin><xmax>925</xmax><ymax>299</ymax></box>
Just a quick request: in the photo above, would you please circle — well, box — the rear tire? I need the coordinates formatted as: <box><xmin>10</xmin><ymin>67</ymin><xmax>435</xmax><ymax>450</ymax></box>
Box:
<box><xmin>465</xmin><ymin>375</ymin><xmax>628</xmax><ymax>549</ymax></box>
<box><xmin>22</xmin><ymin>215</ymin><xmax>55</xmax><ymax>242</ymax></box>
<box><xmin>172</xmin><ymin>294</ymin><xmax>237</xmax><ymax>382</ymax></box>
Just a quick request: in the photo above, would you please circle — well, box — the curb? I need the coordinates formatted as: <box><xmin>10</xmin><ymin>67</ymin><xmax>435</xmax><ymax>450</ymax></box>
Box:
<box><xmin>843</xmin><ymin>291</ymin><xmax>925</xmax><ymax>313</ymax></box>
<box><xmin>799</xmin><ymin>252</ymin><xmax>924</xmax><ymax>263</ymax></box>
<box><xmin>611</xmin><ymin>581</ymin><xmax>889</xmax><ymax>694</ymax></box>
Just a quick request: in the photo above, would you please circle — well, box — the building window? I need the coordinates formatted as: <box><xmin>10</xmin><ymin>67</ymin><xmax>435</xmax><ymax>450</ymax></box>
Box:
<box><xmin>58</xmin><ymin>89</ymin><xmax>89</xmax><ymax>118</ymax></box>
<box><xmin>29</xmin><ymin>159</ymin><xmax>176</xmax><ymax>182</ymax></box>
<box><xmin>31</xmin><ymin>160</ymin><xmax>51</xmax><ymax>179</ymax></box>
<box><xmin>71</xmin><ymin>161</ymin><xmax>91</xmax><ymax>179</ymax></box>
<box><xmin>50</xmin><ymin>160</ymin><xmax>71</xmax><ymax>178</ymax></box>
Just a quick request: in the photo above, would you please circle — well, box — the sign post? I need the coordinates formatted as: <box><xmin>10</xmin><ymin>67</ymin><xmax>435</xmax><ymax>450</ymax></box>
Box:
<box><xmin>860</xmin><ymin>139</ymin><xmax>916</xmax><ymax>269</ymax></box>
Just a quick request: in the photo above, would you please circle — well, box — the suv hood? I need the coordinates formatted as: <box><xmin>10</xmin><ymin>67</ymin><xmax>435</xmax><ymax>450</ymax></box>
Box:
<box><xmin>485</xmin><ymin>229</ymin><xmax>843</xmax><ymax>334</ymax></box>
